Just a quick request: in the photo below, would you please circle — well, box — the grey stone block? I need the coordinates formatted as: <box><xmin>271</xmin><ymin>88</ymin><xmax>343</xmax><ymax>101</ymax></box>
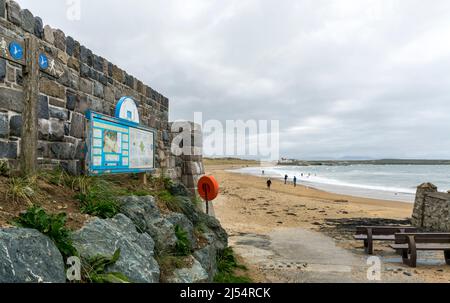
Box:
<box><xmin>49</xmin><ymin>142</ymin><xmax>75</xmax><ymax>159</ymax></box>
<box><xmin>49</xmin><ymin>106</ymin><xmax>69</xmax><ymax>121</ymax></box>
<box><xmin>49</xmin><ymin>120</ymin><xmax>65</xmax><ymax>141</ymax></box>
<box><xmin>34</xmin><ymin>16</ymin><xmax>43</xmax><ymax>38</ymax></box>
<box><xmin>53</xmin><ymin>29</ymin><xmax>66</xmax><ymax>51</ymax></box>
<box><xmin>0</xmin><ymin>140</ymin><xmax>18</xmax><ymax>158</ymax></box>
<box><xmin>0</xmin><ymin>0</ymin><xmax>5</xmax><ymax>18</ymax></box>
<box><xmin>0</xmin><ymin>111</ymin><xmax>8</xmax><ymax>138</ymax></box>
<box><xmin>93</xmin><ymin>81</ymin><xmax>104</xmax><ymax>98</ymax></box>
<box><xmin>0</xmin><ymin>58</ymin><xmax>6</xmax><ymax>82</ymax></box>
<box><xmin>20</xmin><ymin>9</ymin><xmax>34</xmax><ymax>33</ymax></box>
<box><xmin>9</xmin><ymin>114</ymin><xmax>22</xmax><ymax>137</ymax></box>
<box><xmin>38</xmin><ymin>95</ymin><xmax>49</xmax><ymax>119</ymax></box>
<box><xmin>38</xmin><ymin>119</ymin><xmax>50</xmax><ymax>140</ymax></box>
<box><xmin>70</xmin><ymin>112</ymin><xmax>85</xmax><ymax>139</ymax></box>
<box><xmin>0</xmin><ymin>88</ymin><xmax>24</xmax><ymax>112</ymax></box>
<box><xmin>66</xmin><ymin>36</ymin><xmax>76</xmax><ymax>57</ymax></box>
<box><xmin>6</xmin><ymin>1</ymin><xmax>21</xmax><ymax>26</ymax></box>
<box><xmin>66</xmin><ymin>91</ymin><xmax>77</xmax><ymax>111</ymax></box>
<box><xmin>80</xmin><ymin>45</ymin><xmax>93</xmax><ymax>66</ymax></box>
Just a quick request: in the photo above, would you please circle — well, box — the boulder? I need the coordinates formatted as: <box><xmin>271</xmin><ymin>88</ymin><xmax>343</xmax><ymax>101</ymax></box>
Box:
<box><xmin>166</xmin><ymin>212</ymin><xmax>195</xmax><ymax>248</ymax></box>
<box><xmin>193</xmin><ymin>245</ymin><xmax>217</xmax><ymax>282</ymax></box>
<box><xmin>168</xmin><ymin>182</ymin><xmax>191</xmax><ymax>197</ymax></box>
<box><xmin>0</xmin><ymin>228</ymin><xmax>66</xmax><ymax>283</ymax></box>
<box><xmin>199</xmin><ymin>213</ymin><xmax>228</xmax><ymax>250</ymax></box>
<box><xmin>166</xmin><ymin>256</ymin><xmax>208</xmax><ymax>283</ymax></box>
<box><xmin>119</xmin><ymin>196</ymin><xmax>177</xmax><ymax>254</ymax></box>
<box><xmin>72</xmin><ymin>214</ymin><xmax>160</xmax><ymax>283</ymax></box>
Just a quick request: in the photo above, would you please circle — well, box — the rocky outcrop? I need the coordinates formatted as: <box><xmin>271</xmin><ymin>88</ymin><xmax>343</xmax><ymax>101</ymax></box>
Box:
<box><xmin>166</xmin><ymin>212</ymin><xmax>195</xmax><ymax>247</ymax></box>
<box><xmin>72</xmin><ymin>214</ymin><xmax>160</xmax><ymax>283</ymax></box>
<box><xmin>412</xmin><ymin>183</ymin><xmax>450</xmax><ymax>231</ymax></box>
<box><xmin>118</xmin><ymin>196</ymin><xmax>178</xmax><ymax>253</ymax></box>
<box><xmin>194</xmin><ymin>245</ymin><xmax>218</xmax><ymax>282</ymax></box>
<box><xmin>0</xmin><ymin>228</ymin><xmax>66</xmax><ymax>283</ymax></box>
<box><xmin>166</xmin><ymin>256</ymin><xmax>209</xmax><ymax>283</ymax></box>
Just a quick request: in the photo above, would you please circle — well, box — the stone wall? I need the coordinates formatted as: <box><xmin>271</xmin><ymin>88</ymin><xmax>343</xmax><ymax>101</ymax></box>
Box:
<box><xmin>412</xmin><ymin>183</ymin><xmax>450</xmax><ymax>232</ymax></box>
<box><xmin>0</xmin><ymin>0</ymin><xmax>170</xmax><ymax>174</ymax></box>
<box><xmin>169</xmin><ymin>122</ymin><xmax>204</xmax><ymax>195</ymax></box>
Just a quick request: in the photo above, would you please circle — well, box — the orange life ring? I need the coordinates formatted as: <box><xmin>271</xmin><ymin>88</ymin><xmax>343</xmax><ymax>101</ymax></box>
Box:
<box><xmin>198</xmin><ymin>175</ymin><xmax>219</xmax><ymax>201</ymax></box>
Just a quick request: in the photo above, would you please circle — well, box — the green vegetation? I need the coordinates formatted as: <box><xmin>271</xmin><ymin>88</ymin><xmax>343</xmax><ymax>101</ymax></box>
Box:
<box><xmin>81</xmin><ymin>249</ymin><xmax>130</xmax><ymax>283</ymax></box>
<box><xmin>13</xmin><ymin>206</ymin><xmax>78</xmax><ymax>258</ymax></box>
<box><xmin>174</xmin><ymin>225</ymin><xmax>191</xmax><ymax>256</ymax></box>
<box><xmin>0</xmin><ymin>160</ymin><xmax>10</xmax><ymax>176</ymax></box>
<box><xmin>6</xmin><ymin>176</ymin><xmax>40</xmax><ymax>205</ymax></box>
<box><xmin>76</xmin><ymin>179</ymin><xmax>121</xmax><ymax>219</ymax></box>
<box><xmin>214</xmin><ymin>248</ymin><xmax>252</xmax><ymax>283</ymax></box>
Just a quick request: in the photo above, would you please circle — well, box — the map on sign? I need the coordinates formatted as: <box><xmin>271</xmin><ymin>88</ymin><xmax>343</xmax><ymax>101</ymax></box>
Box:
<box><xmin>129</xmin><ymin>128</ymin><xmax>154</xmax><ymax>169</ymax></box>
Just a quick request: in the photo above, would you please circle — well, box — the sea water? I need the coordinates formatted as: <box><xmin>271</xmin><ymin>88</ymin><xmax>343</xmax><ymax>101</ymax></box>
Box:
<box><xmin>231</xmin><ymin>165</ymin><xmax>450</xmax><ymax>203</ymax></box>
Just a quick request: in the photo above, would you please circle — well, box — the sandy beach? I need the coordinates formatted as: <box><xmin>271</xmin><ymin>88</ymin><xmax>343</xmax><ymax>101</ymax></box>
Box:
<box><xmin>206</xmin><ymin>161</ymin><xmax>450</xmax><ymax>283</ymax></box>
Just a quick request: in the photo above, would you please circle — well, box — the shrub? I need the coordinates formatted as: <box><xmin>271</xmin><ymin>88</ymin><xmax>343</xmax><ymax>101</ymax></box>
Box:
<box><xmin>174</xmin><ymin>225</ymin><xmax>191</xmax><ymax>256</ymax></box>
<box><xmin>13</xmin><ymin>206</ymin><xmax>78</xmax><ymax>258</ymax></box>
<box><xmin>214</xmin><ymin>248</ymin><xmax>252</xmax><ymax>283</ymax></box>
<box><xmin>82</xmin><ymin>249</ymin><xmax>130</xmax><ymax>283</ymax></box>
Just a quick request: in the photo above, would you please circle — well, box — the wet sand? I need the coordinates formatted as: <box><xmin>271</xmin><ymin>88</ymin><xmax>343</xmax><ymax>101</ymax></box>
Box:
<box><xmin>207</xmin><ymin>162</ymin><xmax>450</xmax><ymax>283</ymax></box>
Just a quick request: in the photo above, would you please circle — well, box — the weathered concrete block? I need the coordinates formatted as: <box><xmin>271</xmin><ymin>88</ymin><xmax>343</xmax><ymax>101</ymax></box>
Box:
<box><xmin>0</xmin><ymin>88</ymin><xmax>24</xmax><ymax>112</ymax></box>
<box><xmin>6</xmin><ymin>0</ymin><xmax>21</xmax><ymax>26</ymax></box>
<box><xmin>112</xmin><ymin>65</ymin><xmax>124</xmax><ymax>83</ymax></box>
<box><xmin>0</xmin><ymin>140</ymin><xmax>18</xmax><ymax>158</ymax></box>
<box><xmin>20</xmin><ymin>9</ymin><xmax>34</xmax><ymax>33</ymax></box>
<box><xmin>67</xmin><ymin>57</ymin><xmax>80</xmax><ymax>72</ymax></box>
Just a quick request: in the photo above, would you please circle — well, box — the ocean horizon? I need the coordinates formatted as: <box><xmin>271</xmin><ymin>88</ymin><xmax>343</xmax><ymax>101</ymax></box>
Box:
<box><xmin>230</xmin><ymin>164</ymin><xmax>450</xmax><ymax>203</ymax></box>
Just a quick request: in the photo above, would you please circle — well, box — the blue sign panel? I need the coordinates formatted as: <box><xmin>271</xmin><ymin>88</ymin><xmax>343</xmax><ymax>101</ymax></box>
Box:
<box><xmin>86</xmin><ymin>111</ymin><xmax>156</xmax><ymax>175</ymax></box>
<box><xmin>39</xmin><ymin>53</ymin><xmax>49</xmax><ymax>69</ymax></box>
<box><xmin>8</xmin><ymin>41</ymin><xmax>23</xmax><ymax>61</ymax></box>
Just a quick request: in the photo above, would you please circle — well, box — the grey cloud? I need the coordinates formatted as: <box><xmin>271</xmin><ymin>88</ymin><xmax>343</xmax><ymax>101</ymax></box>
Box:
<box><xmin>17</xmin><ymin>0</ymin><xmax>450</xmax><ymax>159</ymax></box>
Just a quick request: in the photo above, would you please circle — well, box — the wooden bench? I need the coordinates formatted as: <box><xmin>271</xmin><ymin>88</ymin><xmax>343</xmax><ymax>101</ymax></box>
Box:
<box><xmin>354</xmin><ymin>226</ymin><xmax>417</xmax><ymax>255</ymax></box>
<box><xmin>390</xmin><ymin>233</ymin><xmax>450</xmax><ymax>268</ymax></box>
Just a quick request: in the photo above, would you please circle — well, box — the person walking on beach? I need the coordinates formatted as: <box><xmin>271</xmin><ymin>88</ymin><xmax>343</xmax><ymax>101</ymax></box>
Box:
<box><xmin>293</xmin><ymin>176</ymin><xmax>297</xmax><ymax>187</ymax></box>
<box><xmin>262</xmin><ymin>170</ymin><xmax>265</xmax><ymax>175</ymax></box>
<box><xmin>284</xmin><ymin>174</ymin><xmax>288</xmax><ymax>184</ymax></box>
<box><xmin>267</xmin><ymin>179</ymin><xmax>272</xmax><ymax>190</ymax></box>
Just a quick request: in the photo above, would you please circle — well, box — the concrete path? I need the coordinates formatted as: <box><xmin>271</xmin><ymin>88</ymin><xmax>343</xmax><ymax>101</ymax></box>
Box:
<box><xmin>230</xmin><ymin>228</ymin><xmax>423</xmax><ymax>283</ymax></box>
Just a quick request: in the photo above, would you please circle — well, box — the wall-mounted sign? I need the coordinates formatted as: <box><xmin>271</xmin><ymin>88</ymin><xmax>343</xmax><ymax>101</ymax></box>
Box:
<box><xmin>9</xmin><ymin>41</ymin><xmax>24</xmax><ymax>61</ymax></box>
<box><xmin>86</xmin><ymin>98</ymin><xmax>156</xmax><ymax>175</ymax></box>
<box><xmin>39</xmin><ymin>53</ymin><xmax>49</xmax><ymax>70</ymax></box>
<box><xmin>115</xmin><ymin>96</ymin><xmax>140</xmax><ymax>124</ymax></box>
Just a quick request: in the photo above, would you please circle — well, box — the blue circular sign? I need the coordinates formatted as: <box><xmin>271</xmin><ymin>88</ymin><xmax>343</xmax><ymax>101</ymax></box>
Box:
<box><xmin>8</xmin><ymin>41</ymin><xmax>23</xmax><ymax>61</ymax></box>
<box><xmin>39</xmin><ymin>53</ymin><xmax>49</xmax><ymax>70</ymax></box>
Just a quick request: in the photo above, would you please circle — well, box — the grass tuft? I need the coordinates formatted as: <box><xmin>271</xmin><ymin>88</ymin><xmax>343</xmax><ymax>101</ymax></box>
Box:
<box><xmin>174</xmin><ymin>225</ymin><xmax>191</xmax><ymax>256</ymax></box>
<box><xmin>214</xmin><ymin>248</ymin><xmax>252</xmax><ymax>283</ymax></box>
<box><xmin>82</xmin><ymin>249</ymin><xmax>130</xmax><ymax>283</ymax></box>
<box><xmin>6</xmin><ymin>176</ymin><xmax>40</xmax><ymax>205</ymax></box>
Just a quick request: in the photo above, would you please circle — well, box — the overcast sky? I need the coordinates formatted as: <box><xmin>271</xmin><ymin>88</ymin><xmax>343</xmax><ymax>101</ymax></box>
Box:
<box><xmin>16</xmin><ymin>0</ymin><xmax>450</xmax><ymax>159</ymax></box>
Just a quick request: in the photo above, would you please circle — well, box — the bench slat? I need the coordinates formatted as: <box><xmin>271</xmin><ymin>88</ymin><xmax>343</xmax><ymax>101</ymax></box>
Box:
<box><xmin>354</xmin><ymin>235</ymin><xmax>395</xmax><ymax>241</ymax></box>
<box><xmin>390</xmin><ymin>243</ymin><xmax>450</xmax><ymax>251</ymax></box>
